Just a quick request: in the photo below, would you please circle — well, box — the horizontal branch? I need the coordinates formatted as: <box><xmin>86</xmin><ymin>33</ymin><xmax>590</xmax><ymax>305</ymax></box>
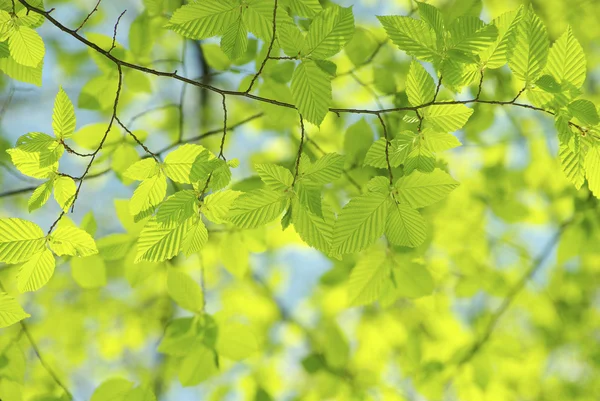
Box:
<box><xmin>17</xmin><ymin>0</ymin><xmax>586</xmax><ymax>136</ymax></box>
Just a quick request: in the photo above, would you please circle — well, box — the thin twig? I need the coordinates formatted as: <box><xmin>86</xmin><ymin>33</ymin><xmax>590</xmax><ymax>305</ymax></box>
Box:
<box><xmin>74</xmin><ymin>0</ymin><xmax>102</xmax><ymax>32</ymax></box>
<box><xmin>376</xmin><ymin>113</ymin><xmax>394</xmax><ymax>185</ymax></box>
<box><xmin>246</xmin><ymin>0</ymin><xmax>278</xmax><ymax>93</ymax></box>
<box><xmin>292</xmin><ymin>114</ymin><xmax>305</xmax><ymax>186</ymax></box>
<box><xmin>108</xmin><ymin>10</ymin><xmax>126</xmax><ymax>53</ymax></box>
<box><xmin>115</xmin><ymin>116</ymin><xmax>159</xmax><ymax>161</ymax></box>
<box><xmin>218</xmin><ymin>94</ymin><xmax>228</xmax><ymax>160</ymax></box>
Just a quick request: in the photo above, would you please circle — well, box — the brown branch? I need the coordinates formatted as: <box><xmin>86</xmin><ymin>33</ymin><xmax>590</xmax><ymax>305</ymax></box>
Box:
<box><xmin>246</xmin><ymin>0</ymin><xmax>278</xmax><ymax>93</ymax></box>
<box><xmin>15</xmin><ymin>0</ymin><xmax>587</xmax><ymax>137</ymax></box>
<box><xmin>292</xmin><ymin>114</ymin><xmax>305</xmax><ymax>186</ymax></box>
<box><xmin>376</xmin><ymin>114</ymin><xmax>394</xmax><ymax>185</ymax></box>
<box><xmin>218</xmin><ymin>94</ymin><xmax>228</xmax><ymax>160</ymax></box>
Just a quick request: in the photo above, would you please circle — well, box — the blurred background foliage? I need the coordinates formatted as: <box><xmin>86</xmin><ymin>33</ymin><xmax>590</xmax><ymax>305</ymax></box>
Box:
<box><xmin>1</xmin><ymin>0</ymin><xmax>600</xmax><ymax>400</ymax></box>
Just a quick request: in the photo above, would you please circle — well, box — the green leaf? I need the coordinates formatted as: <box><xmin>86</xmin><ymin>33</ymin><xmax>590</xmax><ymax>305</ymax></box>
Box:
<box><xmin>53</xmin><ymin>176</ymin><xmax>76</xmax><ymax>212</ymax></box>
<box><xmin>536</xmin><ymin>74</ymin><xmax>562</xmax><ymax>94</ymax></box>
<box><xmin>49</xmin><ymin>226</ymin><xmax>98</xmax><ymax>257</ymax></box>
<box><xmin>181</xmin><ymin>217</ymin><xmax>208</xmax><ymax>257</ymax></box>
<box><xmin>123</xmin><ymin>158</ymin><xmax>160</xmax><ymax>181</ymax></box>
<box><xmin>363</xmin><ymin>134</ymin><xmax>414</xmax><ymax>169</ymax></box>
<box><xmin>221</xmin><ymin>14</ymin><xmax>248</xmax><ymax>60</ymax></box>
<box><xmin>6</xmin><ymin>147</ymin><xmax>57</xmax><ymax>178</ymax></box>
<box><xmin>0</xmin><ymin>218</ymin><xmax>45</xmax><ymax>263</ymax></box>
<box><xmin>447</xmin><ymin>17</ymin><xmax>497</xmax><ymax>57</ymax></box>
<box><xmin>0</xmin><ymin>292</ymin><xmax>30</xmax><ymax>328</ymax></box>
<box><xmin>167</xmin><ymin>269</ymin><xmax>204</xmax><ymax>312</ymax></box>
<box><xmin>8</xmin><ymin>26</ymin><xmax>44</xmax><ymax>67</ymax></box>
<box><xmin>386</xmin><ymin>202</ymin><xmax>427</xmax><ymax>247</ymax></box>
<box><xmin>135</xmin><ymin>217</ymin><xmax>192</xmax><ymax>263</ymax></box>
<box><xmin>585</xmin><ymin>146</ymin><xmax>600</xmax><ymax>198</ymax></box>
<box><xmin>423</xmin><ymin>128</ymin><xmax>462</xmax><ymax>152</ymax></box>
<box><xmin>129</xmin><ymin>173</ymin><xmax>167</xmax><ymax>221</ymax></box>
<box><xmin>394</xmin><ymin>169</ymin><xmax>459</xmax><ymax>208</ymax></box>
<box><xmin>347</xmin><ymin>247</ymin><xmax>389</xmax><ymax>306</ymax></box>
<box><xmin>285</xmin><ymin>0</ymin><xmax>321</xmax><ymax>17</ymax></box>
<box><xmin>392</xmin><ymin>259</ymin><xmax>434</xmax><ymax>298</ymax></box>
<box><xmin>559</xmin><ymin>143</ymin><xmax>585</xmax><ymax>190</ymax></box>
<box><xmin>302</xmin><ymin>5</ymin><xmax>354</xmax><ymax>59</ymax></box>
<box><xmin>332</xmin><ymin>192</ymin><xmax>389</xmax><ymax>255</ymax></box>
<box><xmin>163</xmin><ymin>145</ymin><xmax>208</xmax><ymax>184</ymax></box>
<box><xmin>52</xmin><ymin>87</ymin><xmax>76</xmax><ymax>140</ymax></box>
<box><xmin>202</xmin><ymin>190</ymin><xmax>241</xmax><ymax>224</ymax></box>
<box><xmin>71</xmin><ymin>254</ymin><xmax>107</xmax><ymax>289</ymax></box>
<box><xmin>277</xmin><ymin>20</ymin><xmax>305</xmax><ymax>57</ymax></box>
<box><xmin>417</xmin><ymin>2</ymin><xmax>445</xmax><ymax>46</ymax></box>
<box><xmin>481</xmin><ymin>7</ymin><xmax>523</xmax><ymax>69</ymax></box>
<box><xmin>296</xmin><ymin>183</ymin><xmax>323</xmax><ymax>217</ymax></box>
<box><xmin>97</xmin><ymin>233</ymin><xmax>134</xmax><ymax>261</ymax></box>
<box><xmin>300</xmin><ymin>153</ymin><xmax>345</xmax><ymax>184</ymax></box>
<box><xmin>255</xmin><ymin>163</ymin><xmax>293</xmax><ymax>191</ymax></box>
<box><xmin>291</xmin><ymin>198</ymin><xmax>334</xmax><ymax>254</ymax></box>
<box><xmin>406</xmin><ymin>61</ymin><xmax>435</xmax><ymax>107</ymax></box>
<box><xmin>229</xmin><ymin>189</ymin><xmax>288</xmax><ymax>229</ymax></box>
<box><xmin>567</xmin><ymin>99</ymin><xmax>598</xmax><ymax>126</ymax></box>
<box><xmin>546</xmin><ymin>26</ymin><xmax>586</xmax><ymax>90</ymax></box>
<box><xmin>15</xmin><ymin>132</ymin><xmax>63</xmax><ymax>167</ymax></box>
<box><xmin>377</xmin><ymin>15</ymin><xmax>439</xmax><ymax>62</ymax></box>
<box><xmin>17</xmin><ymin>248</ymin><xmax>55</xmax><ymax>293</ymax></box>
<box><xmin>244</xmin><ymin>0</ymin><xmax>274</xmax><ymax>41</ymax></box>
<box><xmin>423</xmin><ymin>104</ymin><xmax>474</xmax><ymax>133</ymax></box>
<box><xmin>178</xmin><ymin>345</ymin><xmax>218</xmax><ymax>386</ymax></box>
<box><xmin>404</xmin><ymin>139</ymin><xmax>435</xmax><ymax>174</ymax></box>
<box><xmin>166</xmin><ymin>1</ymin><xmax>238</xmax><ymax>40</ymax></box>
<box><xmin>0</xmin><ymin>54</ymin><xmax>43</xmax><ymax>86</ymax></box>
<box><xmin>216</xmin><ymin>322</ymin><xmax>259</xmax><ymax>360</ymax></box>
<box><xmin>291</xmin><ymin>59</ymin><xmax>332</xmax><ymax>126</ymax></box>
<box><xmin>508</xmin><ymin>8</ymin><xmax>548</xmax><ymax>84</ymax></box>
<box><xmin>90</xmin><ymin>378</ymin><xmax>134</xmax><ymax>401</ymax></box>
<box><xmin>156</xmin><ymin>190</ymin><xmax>198</xmax><ymax>225</ymax></box>
<box><xmin>28</xmin><ymin>180</ymin><xmax>53</xmax><ymax>213</ymax></box>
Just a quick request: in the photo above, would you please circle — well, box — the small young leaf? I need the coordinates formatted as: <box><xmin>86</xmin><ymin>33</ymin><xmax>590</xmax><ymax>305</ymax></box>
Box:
<box><xmin>17</xmin><ymin>248</ymin><xmax>55</xmax><ymax>293</ymax></box>
<box><xmin>49</xmin><ymin>226</ymin><xmax>98</xmax><ymax>257</ymax></box>
<box><xmin>52</xmin><ymin>87</ymin><xmax>76</xmax><ymax>139</ymax></box>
